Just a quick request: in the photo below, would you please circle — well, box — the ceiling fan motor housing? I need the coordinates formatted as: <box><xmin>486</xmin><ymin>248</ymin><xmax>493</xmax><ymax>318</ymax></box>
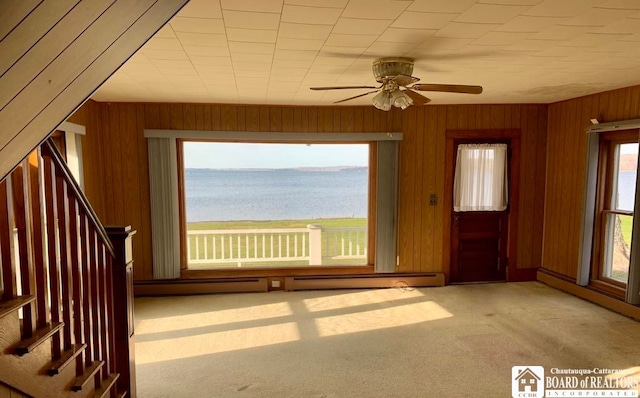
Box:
<box><xmin>372</xmin><ymin>57</ymin><xmax>414</xmax><ymax>82</ymax></box>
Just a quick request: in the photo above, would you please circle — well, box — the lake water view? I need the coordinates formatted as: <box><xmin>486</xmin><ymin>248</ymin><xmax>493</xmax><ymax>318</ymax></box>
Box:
<box><xmin>184</xmin><ymin>168</ymin><xmax>369</xmax><ymax>222</ymax></box>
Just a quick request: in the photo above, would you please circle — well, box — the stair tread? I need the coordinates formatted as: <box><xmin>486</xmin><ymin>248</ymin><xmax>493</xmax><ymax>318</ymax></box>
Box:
<box><xmin>48</xmin><ymin>343</ymin><xmax>87</xmax><ymax>376</ymax></box>
<box><xmin>0</xmin><ymin>295</ymin><xmax>35</xmax><ymax>319</ymax></box>
<box><xmin>94</xmin><ymin>373</ymin><xmax>120</xmax><ymax>398</ymax></box>
<box><xmin>15</xmin><ymin>321</ymin><xmax>64</xmax><ymax>356</ymax></box>
<box><xmin>72</xmin><ymin>360</ymin><xmax>104</xmax><ymax>391</ymax></box>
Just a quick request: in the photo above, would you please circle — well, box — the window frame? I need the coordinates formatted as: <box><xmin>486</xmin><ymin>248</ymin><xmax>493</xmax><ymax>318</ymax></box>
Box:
<box><xmin>590</xmin><ymin>129</ymin><xmax>638</xmax><ymax>296</ymax></box>
<box><xmin>176</xmin><ymin>138</ymin><xmax>378</xmax><ymax>275</ymax></box>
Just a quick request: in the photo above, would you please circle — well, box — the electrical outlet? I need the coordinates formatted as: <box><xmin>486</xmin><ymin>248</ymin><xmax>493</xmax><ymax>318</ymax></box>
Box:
<box><xmin>272</xmin><ymin>280</ymin><xmax>281</xmax><ymax>288</ymax></box>
<box><xmin>429</xmin><ymin>194</ymin><xmax>437</xmax><ymax>206</ymax></box>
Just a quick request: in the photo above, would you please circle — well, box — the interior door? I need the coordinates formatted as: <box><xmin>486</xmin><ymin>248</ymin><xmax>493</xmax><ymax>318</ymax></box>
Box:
<box><xmin>450</xmin><ymin>141</ymin><xmax>510</xmax><ymax>283</ymax></box>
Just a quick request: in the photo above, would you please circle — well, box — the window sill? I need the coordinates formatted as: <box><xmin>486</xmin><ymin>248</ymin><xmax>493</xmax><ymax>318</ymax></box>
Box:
<box><xmin>589</xmin><ymin>279</ymin><xmax>626</xmax><ymax>299</ymax></box>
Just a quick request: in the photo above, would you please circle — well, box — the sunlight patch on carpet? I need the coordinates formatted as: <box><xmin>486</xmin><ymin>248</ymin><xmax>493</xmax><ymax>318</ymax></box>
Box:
<box><xmin>302</xmin><ymin>288</ymin><xmax>425</xmax><ymax>313</ymax></box>
<box><xmin>136</xmin><ymin>301</ymin><xmax>293</xmax><ymax>335</ymax></box>
<box><xmin>314</xmin><ymin>300</ymin><xmax>452</xmax><ymax>337</ymax></box>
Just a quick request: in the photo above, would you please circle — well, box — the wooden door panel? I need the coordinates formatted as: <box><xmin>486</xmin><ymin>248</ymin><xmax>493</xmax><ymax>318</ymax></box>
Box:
<box><xmin>451</xmin><ymin>209</ymin><xmax>508</xmax><ymax>282</ymax></box>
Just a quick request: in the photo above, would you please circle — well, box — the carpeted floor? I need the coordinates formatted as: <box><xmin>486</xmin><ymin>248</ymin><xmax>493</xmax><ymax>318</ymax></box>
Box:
<box><xmin>134</xmin><ymin>282</ymin><xmax>640</xmax><ymax>397</ymax></box>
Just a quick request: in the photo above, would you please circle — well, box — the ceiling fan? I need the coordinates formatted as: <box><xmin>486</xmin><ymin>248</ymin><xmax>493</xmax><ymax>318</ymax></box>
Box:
<box><xmin>310</xmin><ymin>57</ymin><xmax>483</xmax><ymax>111</ymax></box>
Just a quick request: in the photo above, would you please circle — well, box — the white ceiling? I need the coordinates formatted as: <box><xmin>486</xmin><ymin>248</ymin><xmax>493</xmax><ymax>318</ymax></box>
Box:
<box><xmin>91</xmin><ymin>0</ymin><xmax>640</xmax><ymax>106</ymax></box>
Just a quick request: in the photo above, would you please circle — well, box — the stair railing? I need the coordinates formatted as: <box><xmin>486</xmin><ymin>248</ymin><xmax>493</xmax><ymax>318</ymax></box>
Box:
<box><xmin>0</xmin><ymin>139</ymin><xmax>135</xmax><ymax>397</ymax></box>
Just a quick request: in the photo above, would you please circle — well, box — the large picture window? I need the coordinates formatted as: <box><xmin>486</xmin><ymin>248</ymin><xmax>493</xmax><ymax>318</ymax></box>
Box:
<box><xmin>180</xmin><ymin>142</ymin><xmax>370</xmax><ymax>269</ymax></box>
<box><xmin>592</xmin><ymin>130</ymin><xmax>638</xmax><ymax>293</ymax></box>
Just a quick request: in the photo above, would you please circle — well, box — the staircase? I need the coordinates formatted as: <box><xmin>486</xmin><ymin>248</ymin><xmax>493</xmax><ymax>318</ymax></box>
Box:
<box><xmin>0</xmin><ymin>140</ymin><xmax>135</xmax><ymax>397</ymax></box>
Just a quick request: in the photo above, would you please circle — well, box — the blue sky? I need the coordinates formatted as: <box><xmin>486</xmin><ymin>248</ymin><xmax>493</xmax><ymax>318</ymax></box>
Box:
<box><xmin>183</xmin><ymin>142</ymin><xmax>369</xmax><ymax>169</ymax></box>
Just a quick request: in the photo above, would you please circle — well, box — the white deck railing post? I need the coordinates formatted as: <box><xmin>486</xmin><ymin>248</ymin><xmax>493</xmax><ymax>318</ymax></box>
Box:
<box><xmin>307</xmin><ymin>224</ymin><xmax>322</xmax><ymax>265</ymax></box>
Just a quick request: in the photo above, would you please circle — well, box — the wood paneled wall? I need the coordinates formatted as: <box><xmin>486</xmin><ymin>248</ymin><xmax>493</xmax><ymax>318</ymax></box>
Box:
<box><xmin>68</xmin><ymin>101</ymin><xmax>547</xmax><ymax>282</ymax></box>
<box><xmin>543</xmin><ymin>85</ymin><xmax>640</xmax><ymax>279</ymax></box>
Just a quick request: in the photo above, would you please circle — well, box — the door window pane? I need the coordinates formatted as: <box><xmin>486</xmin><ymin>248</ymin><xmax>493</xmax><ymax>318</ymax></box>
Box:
<box><xmin>453</xmin><ymin>143</ymin><xmax>508</xmax><ymax>212</ymax></box>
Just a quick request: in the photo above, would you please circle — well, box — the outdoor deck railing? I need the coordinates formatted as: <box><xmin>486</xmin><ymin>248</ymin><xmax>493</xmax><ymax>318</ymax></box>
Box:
<box><xmin>187</xmin><ymin>224</ymin><xmax>367</xmax><ymax>266</ymax></box>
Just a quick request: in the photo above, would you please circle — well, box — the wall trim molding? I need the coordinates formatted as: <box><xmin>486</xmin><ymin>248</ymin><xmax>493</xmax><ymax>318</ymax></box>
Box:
<box><xmin>143</xmin><ymin>129</ymin><xmax>403</xmax><ymax>141</ymax></box>
<box><xmin>537</xmin><ymin>269</ymin><xmax>640</xmax><ymax>321</ymax></box>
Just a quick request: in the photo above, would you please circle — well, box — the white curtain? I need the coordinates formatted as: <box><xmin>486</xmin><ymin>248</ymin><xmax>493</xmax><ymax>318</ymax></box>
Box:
<box><xmin>454</xmin><ymin>143</ymin><xmax>508</xmax><ymax>212</ymax></box>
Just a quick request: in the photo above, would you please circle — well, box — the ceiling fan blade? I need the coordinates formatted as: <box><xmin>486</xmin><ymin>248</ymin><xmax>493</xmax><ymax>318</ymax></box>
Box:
<box><xmin>404</xmin><ymin>89</ymin><xmax>431</xmax><ymax>105</ymax></box>
<box><xmin>334</xmin><ymin>90</ymin><xmax>380</xmax><ymax>104</ymax></box>
<box><xmin>310</xmin><ymin>85</ymin><xmax>378</xmax><ymax>90</ymax></box>
<box><xmin>410</xmin><ymin>84</ymin><xmax>483</xmax><ymax>94</ymax></box>
<box><xmin>392</xmin><ymin>74</ymin><xmax>420</xmax><ymax>87</ymax></box>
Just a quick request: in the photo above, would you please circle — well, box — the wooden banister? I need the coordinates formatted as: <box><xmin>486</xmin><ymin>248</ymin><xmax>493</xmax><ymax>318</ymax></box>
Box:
<box><xmin>0</xmin><ymin>139</ymin><xmax>134</xmax><ymax>397</ymax></box>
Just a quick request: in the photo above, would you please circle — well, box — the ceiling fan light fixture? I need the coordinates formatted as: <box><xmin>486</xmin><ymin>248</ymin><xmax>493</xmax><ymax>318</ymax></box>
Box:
<box><xmin>391</xmin><ymin>89</ymin><xmax>413</xmax><ymax>110</ymax></box>
<box><xmin>372</xmin><ymin>91</ymin><xmax>392</xmax><ymax>111</ymax></box>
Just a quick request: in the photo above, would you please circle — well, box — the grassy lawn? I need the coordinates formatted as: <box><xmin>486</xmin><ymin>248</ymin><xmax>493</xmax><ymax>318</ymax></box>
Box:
<box><xmin>619</xmin><ymin>214</ymin><xmax>633</xmax><ymax>245</ymax></box>
<box><xmin>186</xmin><ymin>217</ymin><xmax>368</xmax><ymax>269</ymax></box>
<box><xmin>187</xmin><ymin>217</ymin><xmax>367</xmax><ymax>230</ymax></box>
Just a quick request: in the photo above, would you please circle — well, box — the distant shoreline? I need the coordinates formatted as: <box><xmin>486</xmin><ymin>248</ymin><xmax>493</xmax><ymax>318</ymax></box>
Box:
<box><xmin>186</xmin><ymin>166</ymin><xmax>367</xmax><ymax>172</ymax></box>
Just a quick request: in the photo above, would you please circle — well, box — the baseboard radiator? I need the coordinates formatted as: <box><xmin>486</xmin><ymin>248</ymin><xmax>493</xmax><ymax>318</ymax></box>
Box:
<box><xmin>285</xmin><ymin>273</ymin><xmax>445</xmax><ymax>291</ymax></box>
<box><xmin>135</xmin><ymin>278</ymin><xmax>269</xmax><ymax>296</ymax></box>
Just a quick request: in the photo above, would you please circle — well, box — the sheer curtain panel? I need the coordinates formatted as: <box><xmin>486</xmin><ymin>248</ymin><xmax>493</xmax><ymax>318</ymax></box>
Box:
<box><xmin>454</xmin><ymin>143</ymin><xmax>508</xmax><ymax>212</ymax></box>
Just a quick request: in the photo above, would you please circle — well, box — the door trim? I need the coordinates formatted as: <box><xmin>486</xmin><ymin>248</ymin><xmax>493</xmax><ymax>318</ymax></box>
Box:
<box><xmin>443</xmin><ymin>129</ymin><xmax>521</xmax><ymax>283</ymax></box>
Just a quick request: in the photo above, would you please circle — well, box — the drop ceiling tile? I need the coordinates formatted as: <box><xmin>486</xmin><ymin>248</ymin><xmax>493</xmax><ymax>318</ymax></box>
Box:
<box><xmin>140</xmin><ymin>50</ymin><xmax>190</xmax><ymax>61</ymax></box>
<box><xmin>342</xmin><ymin>0</ymin><xmax>410</xmax><ymax>20</ymax></box>
<box><xmin>416</xmin><ymin>37</ymin><xmax>475</xmax><ymax>50</ymax></box>
<box><xmin>127</xmin><ymin>54</ymin><xmax>151</xmax><ymax>64</ymax></box>
<box><xmin>504</xmin><ymin>38</ymin><xmax>561</xmax><ymax>52</ymax></box>
<box><xmin>325</xmin><ymin>34</ymin><xmax>379</xmax><ymax>48</ymax></box>
<box><xmin>495</xmin><ymin>15</ymin><xmax>566</xmax><ymax>32</ymax></box>
<box><xmin>595</xmin><ymin>18</ymin><xmax>640</xmax><ymax>34</ymax></box>
<box><xmin>407</xmin><ymin>0</ymin><xmax>474</xmax><ymax>13</ymax></box>
<box><xmin>232</xmin><ymin>53</ymin><xmax>273</xmax><ymax>63</ymax></box>
<box><xmin>313</xmin><ymin>55</ymin><xmax>357</xmax><ymax>65</ymax></box>
<box><xmin>277</xmin><ymin>38</ymin><xmax>325</xmax><ymax>50</ymax></box>
<box><xmin>281</xmin><ymin>5</ymin><xmax>342</xmax><ymax>25</ymax></box>
<box><xmin>189</xmin><ymin>56</ymin><xmax>233</xmax><ymax>66</ymax></box>
<box><xmin>478</xmin><ymin>0</ymin><xmax>542</xmax><ymax>4</ymax></box>
<box><xmin>472</xmin><ymin>31</ymin><xmax>531</xmax><ymax>46</ymax></box>
<box><xmin>184</xmin><ymin>46</ymin><xmax>230</xmax><ymax>57</ymax></box>
<box><xmin>272</xmin><ymin>58</ymin><xmax>313</xmax><ymax>67</ymax></box>
<box><xmin>333</xmin><ymin>18</ymin><xmax>392</xmax><ymax>35</ymax></box>
<box><xmin>227</xmin><ymin>28</ymin><xmax>278</xmax><ymax>44</ymax></box>
<box><xmin>158</xmin><ymin>67</ymin><xmax>198</xmax><ymax>76</ymax></box>
<box><xmin>530</xmin><ymin>25</ymin><xmax>593</xmax><ymax>40</ymax></box>
<box><xmin>177</xmin><ymin>0</ymin><xmax>223</xmax><ymax>18</ymax></box>
<box><xmin>600</xmin><ymin>0</ymin><xmax>640</xmax><ymax>9</ymax></box>
<box><xmin>271</xmin><ymin>67</ymin><xmax>308</xmax><ymax>77</ymax></box>
<box><xmin>274</xmin><ymin>49</ymin><xmax>318</xmax><ymax>60</ymax></box>
<box><xmin>523</xmin><ymin>0</ymin><xmax>601</xmax><ymax>18</ymax></box>
<box><xmin>285</xmin><ymin>0</ymin><xmax>347</xmax><ymax>7</ymax></box>
<box><xmin>149</xmin><ymin>58</ymin><xmax>193</xmax><ymax>69</ymax></box>
<box><xmin>278</xmin><ymin>23</ymin><xmax>332</xmax><ymax>40</ymax></box>
<box><xmin>318</xmin><ymin>47</ymin><xmax>366</xmax><ymax>57</ymax></box>
<box><xmin>560</xmin><ymin>33</ymin><xmax>626</xmax><ymax>48</ymax></box>
<box><xmin>176</xmin><ymin>32</ymin><xmax>228</xmax><ymax>47</ymax></box>
<box><xmin>377</xmin><ymin>28</ymin><xmax>436</xmax><ymax>43</ymax></box>
<box><xmin>221</xmin><ymin>0</ymin><xmax>284</xmax><ymax>13</ymax></box>
<box><xmin>196</xmin><ymin>66</ymin><xmax>235</xmax><ymax>77</ymax></box>
<box><xmin>142</xmin><ymin>38</ymin><xmax>183</xmax><ymax>51</ymax></box>
<box><xmin>236</xmin><ymin>69</ymin><xmax>271</xmax><ymax>78</ymax></box>
<box><xmin>391</xmin><ymin>12</ymin><xmax>457</xmax><ymax>29</ymax></box>
<box><xmin>170</xmin><ymin>17</ymin><xmax>225</xmax><ymax>34</ymax></box>
<box><xmin>228</xmin><ymin>41</ymin><xmax>276</xmax><ymax>55</ymax></box>
<box><xmin>365</xmin><ymin>41</ymin><xmax>420</xmax><ymax>55</ymax></box>
<box><xmin>435</xmin><ymin>22</ymin><xmax>501</xmax><ymax>39</ymax></box>
<box><xmin>154</xmin><ymin>26</ymin><xmax>177</xmax><ymax>38</ymax></box>
<box><xmin>561</xmin><ymin>8</ymin><xmax>629</xmax><ymax>27</ymax></box>
<box><xmin>223</xmin><ymin>10</ymin><xmax>280</xmax><ymax>30</ymax></box>
<box><xmin>456</xmin><ymin>4</ymin><xmax>532</xmax><ymax>24</ymax></box>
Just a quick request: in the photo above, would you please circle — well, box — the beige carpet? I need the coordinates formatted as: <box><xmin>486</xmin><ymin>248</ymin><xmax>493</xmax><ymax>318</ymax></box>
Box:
<box><xmin>134</xmin><ymin>282</ymin><xmax>640</xmax><ymax>397</ymax></box>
